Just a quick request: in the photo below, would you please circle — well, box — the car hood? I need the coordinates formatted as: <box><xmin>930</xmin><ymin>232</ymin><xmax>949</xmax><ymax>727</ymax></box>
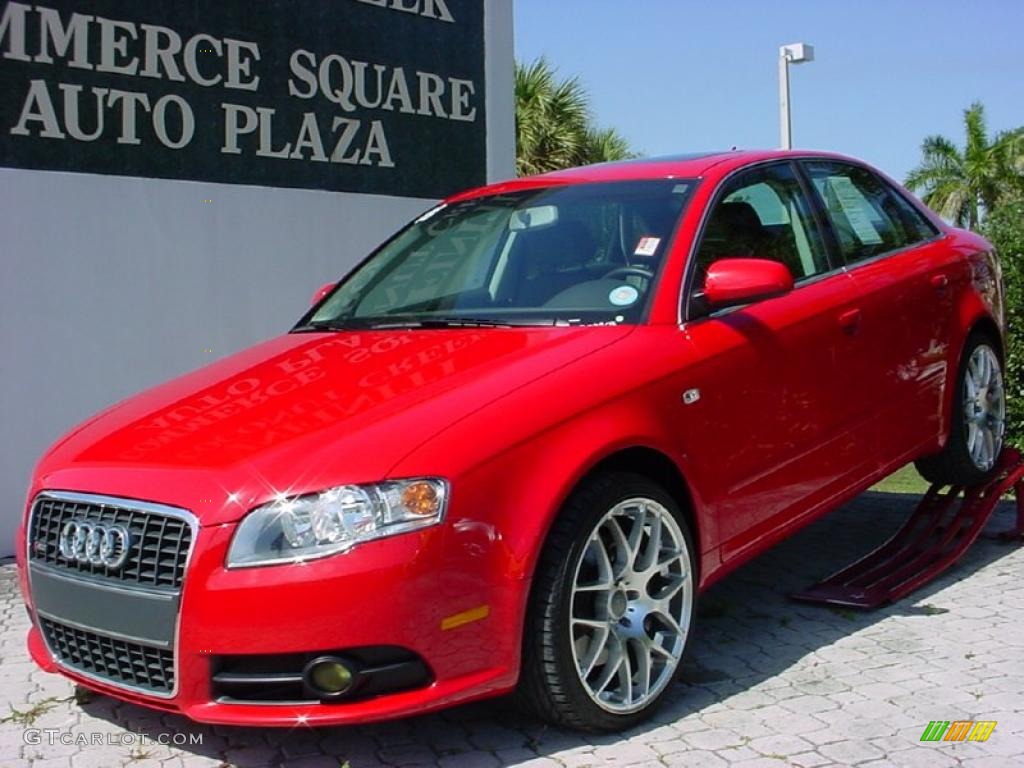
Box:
<box><xmin>33</xmin><ymin>326</ymin><xmax>633</xmax><ymax>524</ymax></box>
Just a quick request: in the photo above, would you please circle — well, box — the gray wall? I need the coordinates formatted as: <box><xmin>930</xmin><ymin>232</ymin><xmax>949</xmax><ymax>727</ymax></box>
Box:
<box><xmin>0</xmin><ymin>0</ymin><xmax>514</xmax><ymax>554</ymax></box>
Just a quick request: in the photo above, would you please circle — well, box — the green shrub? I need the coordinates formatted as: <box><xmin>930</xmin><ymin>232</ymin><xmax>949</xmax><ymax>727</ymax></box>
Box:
<box><xmin>982</xmin><ymin>197</ymin><xmax>1024</xmax><ymax>448</ymax></box>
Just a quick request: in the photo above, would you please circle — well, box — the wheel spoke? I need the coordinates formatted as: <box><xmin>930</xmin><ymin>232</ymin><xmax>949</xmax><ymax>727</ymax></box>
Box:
<box><xmin>637</xmin><ymin>512</ymin><xmax>662</xmax><ymax>572</ymax></box>
<box><xmin>577</xmin><ymin>538</ymin><xmax>615</xmax><ymax>591</ymax></box>
<box><xmin>605</xmin><ymin>517</ymin><xmax>632</xmax><ymax>577</ymax></box>
<box><xmin>966</xmin><ymin>422</ymin><xmax>979</xmax><ymax>454</ymax></box>
<box><xmin>969</xmin><ymin>353</ymin><xmax>986</xmax><ymax>389</ymax></box>
<box><xmin>964</xmin><ymin>370</ymin><xmax>978</xmax><ymax>401</ymax></box>
<box><xmin>575</xmin><ymin>582</ymin><xmax>614</xmax><ymax>593</ymax></box>
<box><xmin>633</xmin><ymin>638</ymin><xmax>652</xmax><ymax>700</ymax></box>
<box><xmin>991</xmin><ymin>389</ymin><xmax>1005</xmax><ymax>415</ymax></box>
<box><xmin>651</xmin><ymin>608</ymin><xmax>685</xmax><ymax>640</ymax></box>
<box><xmin>982</xmin><ymin>428</ymin><xmax>995</xmax><ymax>466</ymax></box>
<box><xmin>651</xmin><ymin>572</ymin><xmax>688</xmax><ymax>602</ymax></box>
<box><xmin>593</xmin><ymin>637</ymin><xmax>625</xmax><ymax>695</ymax></box>
<box><xmin>657</xmin><ymin>549</ymin><xmax>684</xmax><ymax>570</ymax></box>
<box><xmin>650</xmin><ymin>639</ymin><xmax>677</xmax><ymax>661</ymax></box>
<box><xmin>617</xmin><ymin>642</ymin><xmax>633</xmax><ymax>706</ymax></box>
<box><xmin>594</xmin><ymin>535</ymin><xmax>615</xmax><ymax>581</ymax></box>
<box><xmin>579</xmin><ymin>625</ymin><xmax>610</xmax><ymax>680</ymax></box>
<box><xmin>625</xmin><ymin>507</ymin><xmax>646</xmax><ymax>569</ymax></box>
<box><xmin>573</xmin><ymin>617</ymin><xmax>607</xmax><ymax>630</ymax></box>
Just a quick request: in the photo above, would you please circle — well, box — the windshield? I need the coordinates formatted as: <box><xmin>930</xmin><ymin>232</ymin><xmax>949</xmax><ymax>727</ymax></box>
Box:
<box><xmin>298</xmin><ymin>179</ymin><xmax>695</xmax><ymax>330</ymax></box>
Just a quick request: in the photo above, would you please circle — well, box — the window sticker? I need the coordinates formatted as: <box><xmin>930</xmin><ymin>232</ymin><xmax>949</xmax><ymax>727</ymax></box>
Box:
<box><xmin>826</xmin><ymin>177</ymin><xmax>883</xmax><ymax>245</ymax></box>
<box><xmin>609</xmin><ymin>285</ymin><xmax>640</xmax><ymax>306</ymax></box>
<box><xmin>634</xmin><ymin>237</ymin><xmax>661</xmax><ymax>257</ymax></box>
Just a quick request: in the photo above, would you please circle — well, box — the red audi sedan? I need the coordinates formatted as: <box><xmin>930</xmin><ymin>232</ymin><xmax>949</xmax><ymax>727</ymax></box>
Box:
<box><xmin>16</xmin><ymin>150</ymin><xmax>1007</xmax><ymax>731</ymax></box>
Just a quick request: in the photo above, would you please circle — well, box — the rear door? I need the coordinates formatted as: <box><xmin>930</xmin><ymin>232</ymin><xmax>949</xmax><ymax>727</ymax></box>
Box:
<box><xmin>800</xmin><ymin>160</ymin><xmax>953</xmax><ymax>462</ymax></box>
<box><xmin>679</xmin><ymin>161</ymin><xmax>872</xmax><ymax>561</ymax></box>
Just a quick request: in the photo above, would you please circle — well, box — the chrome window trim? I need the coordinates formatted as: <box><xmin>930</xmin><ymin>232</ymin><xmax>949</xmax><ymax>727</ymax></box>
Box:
<box><xmin>836</xmin><ymin>232</ymin><xmax>949</xmax><ymax>273</ymax></box>
<box><xmin>26</xmin><ymin>490</ymin><xmax>199</xmax><ymax>700</ymax></box>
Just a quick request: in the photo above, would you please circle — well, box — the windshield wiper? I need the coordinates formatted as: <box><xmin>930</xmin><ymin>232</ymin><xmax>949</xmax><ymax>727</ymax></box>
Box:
<box><xmin>366</xmin><ymin>316</ymin><xmax>558</xmax><ymax>329</ymax></box>
<box><xmin>293</xmin><ymin>316</ymin><xmax>565</xmax><ymax>332</ymax></box>
<box><xmin>291</xmin><ymin>320</ymin><xmax>351</xmax><ymax>333</ymax></box>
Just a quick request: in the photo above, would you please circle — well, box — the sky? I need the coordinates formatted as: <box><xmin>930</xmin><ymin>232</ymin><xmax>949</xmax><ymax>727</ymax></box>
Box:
<box><xmin>513</xmin><ymin>0</ymin><xmax>1024</xmax><ymax>184</ymax></box>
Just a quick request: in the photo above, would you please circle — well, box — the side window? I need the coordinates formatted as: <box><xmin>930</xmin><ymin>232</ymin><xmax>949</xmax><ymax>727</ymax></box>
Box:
<box><xmin>694</xmin><ymin>163</ymin><xmax>829</xmax><ymax>287</ymax></box>
<box><xmin>803</xmin><ymin>161</ymin><xmax>939</xmax><ymax>264</ymax></box>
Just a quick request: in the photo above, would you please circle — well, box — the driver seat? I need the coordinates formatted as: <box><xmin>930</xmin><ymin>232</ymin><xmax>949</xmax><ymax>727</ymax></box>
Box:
<box><xmin>694</xmin><ymin>201</ymin><xmax>767</xmax><ymax>281</ymax></box>
<box><xmin>501</xmin><ymin>221</ymin><xmax>597</xmax><ymax>306</ymax></box>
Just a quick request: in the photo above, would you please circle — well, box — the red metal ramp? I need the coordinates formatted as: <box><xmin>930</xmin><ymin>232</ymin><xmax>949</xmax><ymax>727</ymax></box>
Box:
<box><xmin>792</xmin><ymin>448</ymin><xmax>1024</xmax><ymax>610</ymax></box>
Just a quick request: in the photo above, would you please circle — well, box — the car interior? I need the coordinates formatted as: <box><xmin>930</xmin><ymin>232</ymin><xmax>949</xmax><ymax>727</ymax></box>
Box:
<box><xmin>494</xmin><ymin>195</ymin><xmax>685</xmax><ymax>311</ymax></box>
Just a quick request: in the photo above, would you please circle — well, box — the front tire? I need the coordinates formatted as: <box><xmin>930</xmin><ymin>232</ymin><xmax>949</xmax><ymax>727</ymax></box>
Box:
<box><xmin>917</xmin><ymin>332</ymin><xmax>1007</xmax><ymax>486</ymax></box>
<box><xmin>517</xmin><ymin>472</ymin><xmax>697</xmax><ymax>731</ymax></box>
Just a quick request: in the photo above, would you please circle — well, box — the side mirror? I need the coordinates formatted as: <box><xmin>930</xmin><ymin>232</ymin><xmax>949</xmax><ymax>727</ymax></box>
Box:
<box><xmin>311</xmin><ymin>282</ymin><xmax>336</xmax><ymax>306</ymax></box>
<box><xmin>703</xmin><ymin>258</ymin><xmax>794</xmax><ymax>310</ymax></box>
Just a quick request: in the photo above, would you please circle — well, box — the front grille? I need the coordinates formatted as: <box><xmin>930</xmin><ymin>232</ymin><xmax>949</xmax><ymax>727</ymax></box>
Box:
<box><xmin>29</xmin><ymin>495</ymin><xmax>191</xmax><ymax>589</ymax></box>
<box><xmin>40</xmin><ymin>617</ymin><xmax>175</xmax><ymax>695</ymax></box>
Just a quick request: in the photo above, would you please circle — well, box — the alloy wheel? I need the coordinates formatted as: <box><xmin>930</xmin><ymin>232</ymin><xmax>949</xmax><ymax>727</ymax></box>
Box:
<box><xmin>568</xmin><ymin>498</ymin><xmax>692</xmax><ymax>714</ymax></box>
<box><xmin>962</xmin><ymin>344</ymin><xmax>1006</xmax><ymax>472</ymax></box>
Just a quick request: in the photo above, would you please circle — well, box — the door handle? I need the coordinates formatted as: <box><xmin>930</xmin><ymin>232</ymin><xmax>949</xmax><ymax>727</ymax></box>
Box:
<box><xmin>931</xmin><ymin>274</ymin><xmax>949</xmax><ymax>292</ymax></box>
<box><xmin>838</xmin><ymin>308</ymin><xmax>862</xmax><ymax>335</ymax></box>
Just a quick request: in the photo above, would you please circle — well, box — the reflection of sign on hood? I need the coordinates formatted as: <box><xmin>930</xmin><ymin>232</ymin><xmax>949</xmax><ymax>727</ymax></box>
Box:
<box><xmin>87</xmin><ymin>330</ymin><xmax>491</xmax><ymax>463</ymax></box>
<box><xmin>0</xmin><ymin>0</ymin><xmax>486</xmax><ymax>197</ymax></box>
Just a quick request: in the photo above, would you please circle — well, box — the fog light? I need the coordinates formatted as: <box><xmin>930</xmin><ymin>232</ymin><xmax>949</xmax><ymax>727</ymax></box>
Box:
<box><xmin>304</xmin><ymin>657</ymin><xmax>354</xmax><ymax>696</ymax></box>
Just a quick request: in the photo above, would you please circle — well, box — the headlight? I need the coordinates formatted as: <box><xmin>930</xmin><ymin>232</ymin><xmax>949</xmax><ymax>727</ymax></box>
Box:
<box><xmin>226</xmin><ymin>478</ymin><xmax>448</xmax><ymax>568</ymax></box>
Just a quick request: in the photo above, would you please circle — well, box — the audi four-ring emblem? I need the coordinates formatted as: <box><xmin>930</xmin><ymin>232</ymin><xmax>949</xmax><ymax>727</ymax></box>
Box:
<box><xmin>58</xmin><ymin>520</ymin><xmax>132</xmax><ymax>569</ymax></box>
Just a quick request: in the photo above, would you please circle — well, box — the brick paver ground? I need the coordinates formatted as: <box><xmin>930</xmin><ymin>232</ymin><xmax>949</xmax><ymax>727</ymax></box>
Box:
<box><xmin>2</xmin><ymin>490</ymin><xmax>1022</xmax><ymax>767</ymax></box>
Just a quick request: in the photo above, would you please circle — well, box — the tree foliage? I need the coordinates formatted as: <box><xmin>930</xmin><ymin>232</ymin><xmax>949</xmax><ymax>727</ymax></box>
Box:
<box><xmin>515</xmin><ymin>58</ymin><xmax>634</xmax><ymax>176</ymax></box>
<box><xmin>982</xmin><ymin>195</ymin><xmax>1024</xmax><ymax>448</ymax></box>
<box><xmin>907</xmin><ymin>103</ymin><xmax>1022</xmax><ymax>448</ymax></box>
<box><xmin>905</xmin><ymin>103</ymin><xmax>1024</xmax><ymax>228</ymax></box>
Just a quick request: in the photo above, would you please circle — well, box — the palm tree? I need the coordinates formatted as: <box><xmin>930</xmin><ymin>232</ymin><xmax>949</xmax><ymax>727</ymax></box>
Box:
<box><xmin>579</xmin><ymin>127</ymin><xmax>633</xmax><ymax>167</ymax></box>
<box><xmin>905</xmin><ymin>103</ymin><xmax>1024</xmax><ymax>229</ymax></box>
<box><xmin>515</xmin><ymin>58</ymin><xmax>634</xmax><ymax>176</ymax></box>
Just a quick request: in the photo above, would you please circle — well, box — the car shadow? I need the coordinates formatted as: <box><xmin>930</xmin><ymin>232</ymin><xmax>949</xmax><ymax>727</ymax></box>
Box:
<box><xmin>77</xmin><ymin>490</ymin><xmax>1022</xmax><ymax>766</ymax></box>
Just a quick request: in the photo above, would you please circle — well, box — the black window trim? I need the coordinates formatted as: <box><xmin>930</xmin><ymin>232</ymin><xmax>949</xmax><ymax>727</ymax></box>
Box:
<box><xmin>679</xmin><ymin>158</ymin><xmax>846</xmax><ymax>324</ymax></box>
<box><xmin>794</xmin><ymin>158</ymin><xmax>947</xmax><ymax>273</ymax></box>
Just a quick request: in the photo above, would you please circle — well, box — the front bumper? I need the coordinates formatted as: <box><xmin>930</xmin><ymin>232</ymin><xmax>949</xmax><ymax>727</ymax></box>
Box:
<box><xmin>20</xmin><ymin>508</ymin><xmax>521</xmax><ymax>726</ymax></box>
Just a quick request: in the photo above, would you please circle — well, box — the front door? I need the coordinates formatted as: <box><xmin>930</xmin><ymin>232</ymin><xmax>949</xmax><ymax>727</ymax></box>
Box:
<box><xmin>678</xmin><ymin>161</ymin><xmax>871</xmax><ymax>562</ymax></box>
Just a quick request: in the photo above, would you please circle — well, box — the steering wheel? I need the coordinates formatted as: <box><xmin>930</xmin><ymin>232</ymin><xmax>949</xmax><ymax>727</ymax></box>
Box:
<box><xmin>603</xmin><ymin>266</ymin><xmax>655</xmax><ymax>282</ymax></box>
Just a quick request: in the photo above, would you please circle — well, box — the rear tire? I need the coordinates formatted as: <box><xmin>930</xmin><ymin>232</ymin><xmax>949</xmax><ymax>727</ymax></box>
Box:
<box><xmin>916</xmin><ymin>331</ymin><xmax>1006</xmax><ymax>486</ymax></box>
<box><xmin>516</xmin><ymin>471</ymin><xmax>697</xmax><ymax>731</ymax></box>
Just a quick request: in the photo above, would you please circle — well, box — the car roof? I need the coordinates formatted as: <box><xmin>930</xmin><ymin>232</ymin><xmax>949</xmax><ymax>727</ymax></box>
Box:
<box><xmin>446</xmin><ymin>149</ymin><xmax>858</xmax><ymax>202</ymax></box>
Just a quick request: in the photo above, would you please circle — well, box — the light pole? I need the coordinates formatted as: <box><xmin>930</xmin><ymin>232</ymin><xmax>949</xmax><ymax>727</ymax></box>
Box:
<box><xmin>778</xmin><ymin>42</ymin><xmax>814</xmax><ymax>150</ymax></box>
